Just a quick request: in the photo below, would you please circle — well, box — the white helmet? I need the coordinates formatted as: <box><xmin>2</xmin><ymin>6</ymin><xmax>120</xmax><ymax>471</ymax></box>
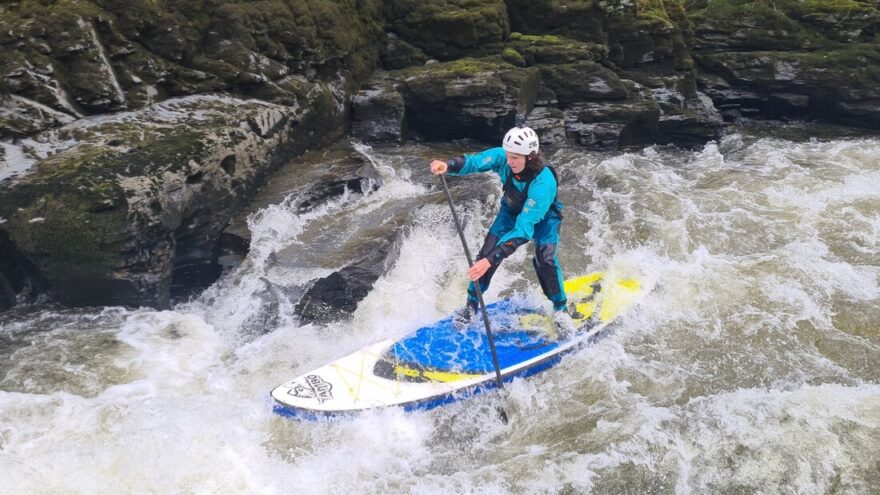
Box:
<box><xmin>502</xmin><ymin>126</ymin><xmax>539</xmax><ymax>155</ymax></box>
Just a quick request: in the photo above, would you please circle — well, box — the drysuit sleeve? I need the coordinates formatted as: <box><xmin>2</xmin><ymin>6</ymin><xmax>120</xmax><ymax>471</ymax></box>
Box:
<box><xmin>446</xmin><ymin>147</ymin><xmax>507</xmax><ymax>176</ymax></box>
<box><xmin>484</xmin><ymin>168</ymin><xmax>558</xmax><ymax>266</ymax></box>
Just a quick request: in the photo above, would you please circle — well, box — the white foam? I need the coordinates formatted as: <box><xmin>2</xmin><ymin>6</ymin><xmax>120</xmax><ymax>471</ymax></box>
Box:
<box><xmin>0</xmin><ymin>141</ymin><xmax>37</xmax><ymax>180</ymax></box>
<box><xmin>2</xmin><ymin>134</ymin><xmax>880</xmax><ymax>494</ymax></box>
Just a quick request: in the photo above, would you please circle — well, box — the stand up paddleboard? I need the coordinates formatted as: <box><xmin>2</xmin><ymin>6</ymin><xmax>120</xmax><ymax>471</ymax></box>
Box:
<box><xmin>271</xmin><ymin>271</ymin><xmax>644</xmax><ymax>420</ymax></box>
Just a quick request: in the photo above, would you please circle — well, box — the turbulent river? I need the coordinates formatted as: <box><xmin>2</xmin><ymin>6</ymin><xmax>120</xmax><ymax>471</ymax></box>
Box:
<box><xmin>2</xmin><ymin>124</ymin><xmax>879</xmax><ymax>494</ymax></box>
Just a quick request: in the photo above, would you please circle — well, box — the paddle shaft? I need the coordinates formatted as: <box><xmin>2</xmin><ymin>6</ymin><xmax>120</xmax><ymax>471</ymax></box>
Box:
<box><xmin>438</xmin><ymin>174</ymin><xmax>507</xmax><ymax>401</ymax></box>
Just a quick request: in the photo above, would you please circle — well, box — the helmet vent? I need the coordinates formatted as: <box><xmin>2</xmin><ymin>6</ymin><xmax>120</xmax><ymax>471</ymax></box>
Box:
<box><xmin>502</xmin><ymin>126</ymin><xmax>540</xmax><ymax>155</ymax></box>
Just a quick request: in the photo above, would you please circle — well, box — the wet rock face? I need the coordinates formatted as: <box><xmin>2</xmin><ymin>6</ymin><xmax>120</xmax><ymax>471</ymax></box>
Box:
<box><xmin>295</xmin><ymin>232</ymin><xmax>402</xmax><ymax>325</ymax></box>
<box><xmin>350</xmin><ymin>0</ymin><xmax>880</xmax><ymax>148</ymax></box>
<box><xmin>294</xmin><ymin>164</ymin><xmax>382</xmax><ymax>214</ymax></box>
<box><xmin>505</xmin><ymin>0</ymin><xmax>607</xmax><ymax>44</ymax></box>
<box><xmin>351</xmin><ymin>80</ymin><xmax>405</xmax><ymax>144</ymax></box>
<box><xmin>695</xmin><ymin>46</ymin><xmax>880</xmax><ymax>127</ymax></box>
<box><xmin>379</xmin><ymin>33</ymin><xmax>429</xmax><ymax>70</ymax></box>
<box><xmin>0</xmin><ymin>276</ymin><xmax>13</xmax><ymax>311</ymax></box>
<box><xmin>352</xmin><ymin>0</ymin><xmax>725</xmax><ymax>149</ymax></box>
<box><xmin>384</xmin><ymin>0</ymin><xmax>510</xmax><ymax>60</ymax></box>
<box><xmin>220</xmin><ymin>143</ymin><xmax>403</xmax><ymax>327</ymax></box>
<box><xmin>0</xmin><ymin>0</ymin><xmax>384</xmax><ymax>136</ymax></box>
<box><xmin>0</xmin><ymin>92</ymin><xmax>346</xmax><ymax>308</ymax></box>
<box><xmin>386</xmin><ymin>58</ymin><xmax>541</xmax><ymax>142</ymax></box>
<box><xmin>0</xmin><ymin>94</ymin><xmax>77</xmax><ymax>139</ymax></box>
<box><xmin>0</xmin><ymin>231</ymin><xmax>34</xmax><ymax>310</ymax></box>
<box><xmin>539</xmin><ymin>61</ymin><xmax>630</xmax><ymax>103</ymax></box>
<box><xmin>689</xmin><ymin>0</ymin><xmax>880</xmax><ymax>128</ymax></box>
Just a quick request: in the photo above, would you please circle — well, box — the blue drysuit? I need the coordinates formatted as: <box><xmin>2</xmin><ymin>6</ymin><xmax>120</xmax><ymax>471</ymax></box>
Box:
<box><xmin>447</xmin><ymin>147</ymin><xmax>567</xmax><ymax>311</ymax></box>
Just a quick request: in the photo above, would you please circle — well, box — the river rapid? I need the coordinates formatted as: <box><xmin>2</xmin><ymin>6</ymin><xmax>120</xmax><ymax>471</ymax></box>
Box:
<box><xmin>2</xmin><ymin>124</ymin><xmax>879</xmax><ymax>494</ymax></box>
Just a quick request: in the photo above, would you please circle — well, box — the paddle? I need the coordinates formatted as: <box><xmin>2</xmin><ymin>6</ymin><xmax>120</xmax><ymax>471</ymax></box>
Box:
<box><xmin>437</xmin><ymin>172</ymin><xmax>509</xmax><ymax>424</ymax></box>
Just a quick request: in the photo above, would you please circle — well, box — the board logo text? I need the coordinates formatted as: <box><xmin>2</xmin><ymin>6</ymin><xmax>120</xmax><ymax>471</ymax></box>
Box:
<box><xmin>289</xmin><ymin>374</ymin><xmax>333</xmax><ymax>403</ymax></box>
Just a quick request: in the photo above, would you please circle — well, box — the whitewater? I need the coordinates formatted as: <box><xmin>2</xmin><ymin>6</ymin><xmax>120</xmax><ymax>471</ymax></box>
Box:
<box><xmin>1</xmin><ymin>124</ymin><xmax>879</xmax><ymax>494</ymax></box>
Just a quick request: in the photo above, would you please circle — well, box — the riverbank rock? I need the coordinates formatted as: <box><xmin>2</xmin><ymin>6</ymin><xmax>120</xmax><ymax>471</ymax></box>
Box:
<box><xmin>505</xmin><ymin>0</ymin><xmax>606</xmax><ymax>44</ymax></box>
<box><xmin>0</xmin><ymin>0</ymin><xmax>383</xmax><ymax>135</ymax></box>
<box><xmin>696</xmin><ymin>46</ymin><xmax>880</xmax><ymax>127</ymax></box>
<box><xmin>0</xmin><ymin>90</ymin><xmax>346</xmax><ymax>308</ymax></box>
<box><xmin>0</xmin><ymin>94</ymin><xmax>77</xmax><ymax>139</ymax></box>
<box><xmin>689</xmin><ymin>0</ymin><xmax>880</xmax><ymax>127</ymax></box>
<box><xmin>386</xmin><ymin>58</ymin><xmax>541</xmax><ymax>141</ymax></box>
<box><xmin>294</xmin><ymin>220</ymin><xmax>405</xmax><ymax>325</ymax></box>
<box><xmin>383</xmin><ymin>0</ymin><xmax>509</xmax><ymax>60</ymax></box>
<box><xmin>379</xmin><ymin>33</ymin><xmax>429</xmax><ymax>70</ymax></box>
<box><xmin>351</xmin><ymin>79</ymin><xmax>406</xmax><ymax>144</ymax></box>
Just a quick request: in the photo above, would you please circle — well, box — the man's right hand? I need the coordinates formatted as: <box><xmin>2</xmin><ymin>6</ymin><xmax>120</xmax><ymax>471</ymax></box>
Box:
<box><xmin>430</xmin><ymin>160</ymin><xmax>448</xmax><ymax>175</ymax></box>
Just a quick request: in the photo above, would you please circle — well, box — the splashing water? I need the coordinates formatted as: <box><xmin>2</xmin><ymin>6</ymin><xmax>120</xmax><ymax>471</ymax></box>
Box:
<box><xmin>2</xmin><ymin>127</ymin><xmax>879</xmax><ymax>494</ymax></box>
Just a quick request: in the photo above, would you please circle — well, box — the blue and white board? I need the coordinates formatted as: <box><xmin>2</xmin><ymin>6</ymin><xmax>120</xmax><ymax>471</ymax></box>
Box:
<box><xmin>271</xmin><ymin>271</ymin><xmax>643</xmax><ymax>419</ymax></box>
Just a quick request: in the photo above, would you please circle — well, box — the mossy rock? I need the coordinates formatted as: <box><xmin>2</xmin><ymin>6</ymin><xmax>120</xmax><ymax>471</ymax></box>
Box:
<box><xmin>688</xmin><ymin>0</ymin><xmax>880</xmax><ymax>45</ymax></box>
<box><xmin>606</xmin><ymin>7</ymin><xmax>689</xmax><ymax>68</ymax></box>
<box><xmin>635</xmin><ymin>0</ymin><xmax>679</xmax><ymax>24</ymax></box>
<box><xmin>501</xmin><ymin>47</ymin><xmax>527</xmax><ymax>66</ymax></box>
<box><xmin>687</xmin><ymin>0</ymin><xmax>840</xmax><ymax>50</ymax></box>
<box><xmin>0</xmin><ymin>95</ymin><xmax>77</xmax><ymax>138</ymax></box>
<box><xmin>696</xmin><ymin>44</ymin><xmax>880</xmax><ymax>126</ymax></box>
<box><xmin>388</xmin><ymin>57</ymin><xmax>540</xmax><ymax>140</ymax></box>
<box><xmin>0</xmin><ymin>0</ymin><xmax>384</xmax><ymax>128</ymax></box>
<box><xmin>697</xmin><ymin>44</ymin><xmax>880</xmax><ymax>95</ymax></box>
<box><xmin>505</xmin><ymin>0</ymin><xmax>608</xmax><ymax>44</ymax></box>
<box><xmin>0</xmin><ymin>91</ymin><xmax>347</xmax><ymax>308</ymax></box>
<box><xmin>539</xmin><ymin>61</ymin><xmax>631</xmax><ymax>103</ymax></box>
<box><xmin>351</xmin><ymin>79</ymin><xmax>405</xmax><ymax>143</ymax></box>
<box><xmin>563</xmin><ymin>95</ymin><xmax>692</xmax><ymax>148</ymax></box>
<box><xmin>507</xmin><ymin>32</ymin><xmax>608</xmax><ymax>65</ymax></box>
<box><xmin>567</xmin><ymin>97</ymin><xmax>660</xmax><ymax>124</ymax></box>
<box><xmin>380</xmin><ymin>33</ymin><xmax>430</xmax><ymax>70</ymax></box>
<box><xmin>384</xmin><ymin>0</ymin><xmax>510</xmax><ymax>60</ymax></box>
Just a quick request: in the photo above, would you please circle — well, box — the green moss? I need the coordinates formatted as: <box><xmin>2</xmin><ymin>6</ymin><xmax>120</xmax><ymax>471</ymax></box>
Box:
<box><xmin>384</xmin><ymin>0</ymin><xmax>509</xmax><ymax>60</ymax></box>
<box><xmin>700</xmin><ymin>43</ymin><xmax>880</xmax><ymax>91</ymax></box>
<box><xmin>298</xmin><ymin>84</ymin><xmax>346</xmax><ymax>145</ymax></box>
<box><xmin>689</xmin><ymin>0</ymin><xmax>878</xmax><ymax>24</ymax></box>
<box><xmin>799</xmin><ymin>0</ymin><xmax>877</xmax><ymax>14</ymax></box>
<box><xmin>777</xmin><ymin>44</ymin><xmax>880</xmax><ymax>86</ymax></box>
<box><xmin>0</xmin><ymin>172</ymin><xmax>130</xmax><ymax>269</ymax></box>
<box><xmin>15</xmin><ymin>122</ymin><xmax>208</xmax><ymax>204</ymax></box>
<box><xmin>686</xmin><ymin>0</ymin><xmax>844</xmax><ymax>50</ymax></box>
<box><xmin>2</xmin><ymin>0</ymin><xmax>386</xmax><ymax>110</ymax></box>
<box><xmin>509</xmin><ymin>32</ymin><xmax>564</xmax><ymax>44</ymax></box>
<box><xmin>0</xmin><ymin>0</ymin><xmax>106</xmax><ymax>23</ymax></box>
<box><xmin>389</xmin><ymin>56</ymin><xmax>514</xmax><ymax>80</ymax></box>
<box><xmin>505</xmin><ymin>31</ymin><xmax>606</xmax><ymax>65</ymax></box>
<box><xmin>637</xmin><ymin>0</ymin><xmax>679</xmax><ymax>25</ymax></box>
<box><xmin>34</xmin><ymin>144</ymin><xmax>118</xmax><ymax>180</ymax></box>
<box><xmin>539</xmin><ymin>61</ymin><xmax>630</xmax><ymax>103</ymax></box>
<box><xmin>501</xmin><ymin>47</ymin><xmax>526</xmax><ymax>66</ymax></box>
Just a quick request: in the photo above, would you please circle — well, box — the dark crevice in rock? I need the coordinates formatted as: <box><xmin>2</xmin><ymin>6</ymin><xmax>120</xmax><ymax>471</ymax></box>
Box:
<box><xmin>219</xmin><ymin>155</ymin><xmax>236</xmax><ymax>176</ymax></box>
<box><xmin>186</xmin><ymin>171</ymin><xmax>204</xmax><ymax>184</ymax></box>
<box><xmin>0</xmin><ymin>229</ymin><xmax>46</xmax><ymax>310</ymax></box>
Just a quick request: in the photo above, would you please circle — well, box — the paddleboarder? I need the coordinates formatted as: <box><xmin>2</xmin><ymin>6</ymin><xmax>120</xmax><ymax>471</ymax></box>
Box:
<box><xmin>430</xmin><ymin>126</ymin><xmax>575</xmax><ymax>337</ymax></box>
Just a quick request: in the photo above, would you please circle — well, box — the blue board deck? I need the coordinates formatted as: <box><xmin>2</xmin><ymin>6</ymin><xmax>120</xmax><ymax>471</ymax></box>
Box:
<box><xmin>271</xmin><ymin>272</ymin><xmax>643</xmax><ymax>418</ymax></box>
